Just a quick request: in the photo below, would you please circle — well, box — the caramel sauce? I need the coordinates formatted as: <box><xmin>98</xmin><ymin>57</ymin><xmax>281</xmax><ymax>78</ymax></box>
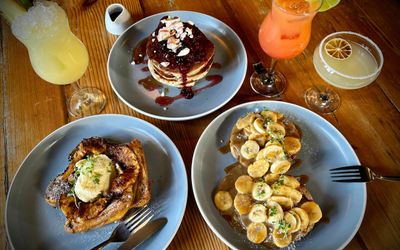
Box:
<box><xmin>218</xmin><ymin>142</ymin><xmax>231</xmax><ymax>154</ymax></box>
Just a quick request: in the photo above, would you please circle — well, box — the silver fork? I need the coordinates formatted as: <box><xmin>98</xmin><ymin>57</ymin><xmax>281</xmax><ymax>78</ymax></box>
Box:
<box><xmin>330</xmin><ymin>165</ymin><xmax>400</xmax><ymax>183</ymax></box>
<box><xmin>90</xmin><ymin>206</ymin><xmax>155</xmax><ymax>250</ymax></box>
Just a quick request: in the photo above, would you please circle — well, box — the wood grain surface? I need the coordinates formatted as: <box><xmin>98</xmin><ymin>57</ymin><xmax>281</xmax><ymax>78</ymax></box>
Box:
<box><xmin>1</xmin><ymin>0</ymin><xmax>400</xmax><ymax>249</ymax></box>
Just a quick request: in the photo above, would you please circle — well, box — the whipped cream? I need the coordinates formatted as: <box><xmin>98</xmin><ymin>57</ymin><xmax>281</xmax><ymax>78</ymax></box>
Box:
<box><xmin>156</xmin><ymin>16</ymin><xmax>194</xmax><ymax>56</ymax></box>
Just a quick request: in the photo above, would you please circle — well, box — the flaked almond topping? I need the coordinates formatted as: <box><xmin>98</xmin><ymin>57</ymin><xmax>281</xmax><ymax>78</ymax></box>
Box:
<box><xmin>167</xmin><ymin>36</ymin><xmax>181</xmax><ymax>52</ymax></box>
<box><xmin>160</xmin><ymin>62</ymin><xmax>170</xmax><ymax>67</ymax></box>
<box><xmin>177</xmin><ymin>47</ymin><xmax>190</xmax><ymax>57</ymax></box>
<box><xmin>180</xmin><ymin>32</ymin><xmax>187</xmax><ymax>40</ymax></box>
<box><xmin>161</xmin><ymin>17</ymin><xmax>180</xmax><ymax>27</ymax></box>
<box><xmin>185</xmin><ymin>27</ymin><xmax>193</xmax><ymax>38</ymax></box>
<box><xmin>188</xmin><ymin>20</ymin><xmax>194</xmax><ymax>26</ymax></box>
<box><xmin>152</xmin><ymin>32</ymin><xmax>155</xmax><ymax>37</ymax></box>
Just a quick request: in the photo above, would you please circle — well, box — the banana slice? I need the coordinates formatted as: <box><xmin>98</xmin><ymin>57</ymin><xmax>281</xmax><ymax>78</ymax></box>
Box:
<box><xmin>267</xmin><ymin>122</ymin><xmax>286</xmax><ymax>139</ymax></box>
<box><xmin>272</xmin><ymin>227</ymin><xmax>292</xmax><ymax>248</ymax></box>
<box><xmin>291</xmin><ymin>207</ymin><xmax>310</xmax><ymax>231</ymax></box>
<box><xmin>256</xmin><ymin>148</ymin><xmax>267</xmax><ymax>161</ymax></box>
<box><xmin>280</xmin><ymin>175</ymin><xmax>300</xmax><ymax>189</ymax></box>
<box><xmin>272</xmin><ymin>185</ymin><xmax>303</xmax><ymax>205</ymax></box>
<box><xmin>269</xmin><ymin>196</ymin><xmax>294</xmax><ymax>210</ymax></box>
<box><xmin>288</xmin><ymin>210</ymin><xmax>301</xmax><ymax>233</ymax></box>
<box><xmin>264</xmin><ymin>173</ymin><xmax>280</xmax><ymax>184</ymax></box>
<box><xmin>252</xmin><ymin>182</ymin><xmax>272</xmax><ymax>201</ymax></box>
<box><xmin>249</xmin><ymin>204</ymin><xmax>267</xmax><ymax>223</ymax></box>
<box><xmin>214</xmin><ymin>191</ymin><xmax>233</xmax><ymax>211</ymax></box>
<box><xmin>247</xmin><ymin>222</ymin><xmax>267</xmax><ymax>244</ymax></box>
<box><xmin>240</xmin><ymin>140</ymin><xmax>260</xmax><ymax>159</ymax></box>
<box><xmin>260</xmin><ymin>110</ymin><xmax>278</xmax><ymax>123</ymax></box>
<box><xmin>266</xmin><ymin>201</ymin><xmax>284</xmax><ymax>225</ymax></box>
<box><xmin>283</xmin><ymin>137</ymin><xmax>301</xmax><ymax>155</ymax></box>
<box><xmin>235</xmin><ymin>175</ymin><xmax>253</xmax><ymax>194</ymax></box>
<box><xmin>249</xmin><ymin>133</ymin><xmax>268</xmax><ymax>147</ymax></box>
<box><xmin>270</xmin><ymin>160</ymin><xmax>291</xmax><ymax>174</ymax></box>
<box><xmin>248</xmin><ymin>160</ymin><xmax>269</xmax><ymax>178</ymax></box>
<box><xmin>253</xmin><ymin>118</ymin><xmax>267</xmax><ymax>134</ymax></box>
<box><xmin>234</xmin><ymin>194</ymin><xmax>253</xmax><ymax>215</ymax></box>
<box><xmin>265</xmin><ymin>139</ymin><xmax>282</xmax><ymax>147</ymax></box>
<box><xmin>300</xmin><ymin>201</ymin><xmax>322</xmax><ymax>224</ymax></box>
<box><xmin>236</xmin><ymin>113</ymin><xmax>257</xmax><ymax>130</ymax></box>
<box><xmin>264</xmin><ymin>145</ymin><xmax>285</xmax><ymax>162</ymax></box>
<box><xmin>284</xmin><ymin>212</ymin><xmax>298</xmax><ymax>233</ymax></box>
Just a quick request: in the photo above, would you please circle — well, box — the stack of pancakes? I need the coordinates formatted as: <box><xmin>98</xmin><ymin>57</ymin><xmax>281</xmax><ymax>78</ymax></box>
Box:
<box><xmin>146</xmin><ymin>16</ymin><xmax>215</xmax><ymax>88</ymax></box>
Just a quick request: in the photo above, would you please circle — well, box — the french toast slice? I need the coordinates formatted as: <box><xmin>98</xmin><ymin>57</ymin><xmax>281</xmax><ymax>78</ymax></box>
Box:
<box><xmin>45</xmin><ymin>137</ymin><xmax>151</xmax><ymax>233</ymax></box>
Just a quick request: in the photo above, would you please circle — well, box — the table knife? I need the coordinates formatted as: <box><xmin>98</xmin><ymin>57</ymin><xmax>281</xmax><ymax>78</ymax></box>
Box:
<box><xmin>117</xmin><ymin>217</ymin><xmax>168</xmax><ymax>250</ymax></box>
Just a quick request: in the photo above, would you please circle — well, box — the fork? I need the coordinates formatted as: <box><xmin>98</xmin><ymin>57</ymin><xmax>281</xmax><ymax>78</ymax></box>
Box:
<box><xmin>90</xmin><ymin>206</ymin><xmax>155</xmax><ymax>250</ymax></box>
<box><xmin>330</xmin><ymin>165</ymin><xmax>400</xmax><ymax>183</ymax></box>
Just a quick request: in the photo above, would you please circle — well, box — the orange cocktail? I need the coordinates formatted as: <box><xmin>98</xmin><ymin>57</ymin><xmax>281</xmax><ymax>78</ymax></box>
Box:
<box><xmin>259</xmin><ymin>0</ymin><xmax>321</xmax><ymax>59</ymax></box>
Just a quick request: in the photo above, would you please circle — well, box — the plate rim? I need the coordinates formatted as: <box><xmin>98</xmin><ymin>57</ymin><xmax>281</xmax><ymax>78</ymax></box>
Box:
<box><xmin>5</xmin><ymin>114</ymin><xmax>188</xmax><ymax>250</ymax></box>
<box><xmin>107</xmin><ymin>10</ymin><xmax>248</xmax><ymax>121</ymax></box>
<box><xmin>191</xmin><ymin>100</ymin><xmax>367</xmax><ymax>250</ymax></box>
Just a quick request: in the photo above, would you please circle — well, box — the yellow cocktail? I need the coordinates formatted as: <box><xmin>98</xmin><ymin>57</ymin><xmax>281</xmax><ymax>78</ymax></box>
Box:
<box><xmin>11</xmin><ymin>1</ymin><xmax>88</xmax><ymax>85</ymax></box>
<box><xmin>305</xmin><ymin>31</ymin><xmax>384</xmax><ymax>113</ymax></box>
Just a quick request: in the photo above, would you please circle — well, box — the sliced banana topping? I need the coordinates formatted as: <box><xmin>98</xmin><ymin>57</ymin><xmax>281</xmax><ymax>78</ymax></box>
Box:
<box><xmin>247</xmin><ymin>222</ymin><xmax>268</xmax><ymax>244</ymax></box>
<box><xmin>267</xmin><ymin>122</ymin><xmax>286</xmax><ymax>139</ymax></box>
<box><xmin>270</xmin><ymin>160</ymin><xmax>291</xmax><ymax>174</ymax></box>
<box><xmin>236</xmin><ymin>113</ymin><xmax>257</xmax><ymax>130</ymax></box>
<box><xmin>269</xmin><ymin>196</ymin><xmax>294</xmax><ymax>210</ymax></box>
<box><xmin>261</xmin><ymin>110</ymin><xmax>278</xmax><ymax>123</ymax></box>
<box><xmin>284</xmin><ymin>212</ymin><xmax>297</xmax><ymax>233</ymax></box>
<box><xmin>252</xmin><ymin>182</ymin><xmax>272</xmax><ymax>201</ymax></box>
<box><xmin>300</xmin><ymin>201</ymin><xmax>323</xmax><ymax>224</ymax></box>
<box><xmin>272</xmin><ymin>226</ymin><xmax>292</xmax><ymax>248</ymax></box>
<box><xmin>249</xmin><ymin>204</ymin><xmax>267</xmax><ymax>223</ymax></box>
<box><xmin>214</xmin><ymin>191</ymin><xmax>233</xmax><ymax>211</ymax></box>
<box><xmin>234</xmin><ymin>194</ymin><xmax>253</xmax><ymax>215</ymax></box>
<box><xmin>240</xmin><ymin>140</ymin><xmax>260</xmax><ymax>160</ymax></box>
<box><xmin>248</xmin><ymin>160</ymin><xmax>269</xmax><ymax>178</ymax></box>
<box><xmin>264</xmin><ymin>173</ymin><xmax>280</xmax><ymax>184</ymax></box>
<box><xmin>291</xmin><ymin>207</ymin><xmax>310</xmax><ymax>231</ymax></box>
<box><xmin>235</xmin><ymin>175</ymin><xmax>253</xmax><ymax>194</ymax></box>
<box><xmin>266</xmin><ymin>201</ymin><xmax>284</xmax><ymax>225</ymax></box>
<box><xmin>283</xmin><ymin>137</ymin><xmax>302</xmax><ymax>155</ymax></box>
<box><xmin>288</xmin><ymin>210</ymin><xmax>301</xmax><ymax>233</ymax></box>
<box><xmin>253</xmin><ymin>118</ymin><xmax>267</xmax><ymax>134</ymax></box>
<box><xmin>272</xmin><ymin>184</ymin><xmax>303</xmax><ymax>205</ymax></box>
<box><xmin>249</xmin><ymin>133</ymin><xmax>268</xmax><ymax>147</ymax></box>
<box><xmin>264</xmin><ymin>144</ymin><xmax>285</xmax><ymax>162</ymax></box>
<box><xmin>280</xmin><ymin>175</ymin><xmax>300</xmax><ymax>189</ymax></box>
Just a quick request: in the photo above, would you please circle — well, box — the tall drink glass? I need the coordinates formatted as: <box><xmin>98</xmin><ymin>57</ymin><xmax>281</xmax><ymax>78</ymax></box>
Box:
<box><xmin>251</xmin><ymin>0</ymin><xmax>322</xmax><ymax>97</ymax></box>
<box><xmin>3</xmin><ymin>0</ymin><xmax>106</xmax><ymax>117</ymax></box>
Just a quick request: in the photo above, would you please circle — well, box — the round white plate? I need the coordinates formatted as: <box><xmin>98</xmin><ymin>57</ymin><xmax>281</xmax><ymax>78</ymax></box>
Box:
<box><xmin>6</xmin><ymin>114</ymin><xmax>188</xmax><ymax>250</ymax></box>
<box><xmin>107</xmin><ymin>11</ymin><xmax>247</xmax><ymax>121</ymax></box>
<box><xmin>192</xmin><ymin>101</ymin><xmax>366</xmax><ymax>250</ymax></box>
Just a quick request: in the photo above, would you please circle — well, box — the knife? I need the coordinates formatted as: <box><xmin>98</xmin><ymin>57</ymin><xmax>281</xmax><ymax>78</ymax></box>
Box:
<box><xmin>117</xmin><ymin>217</ymin><xmax>168</xmax><ymax>250</ymax></box>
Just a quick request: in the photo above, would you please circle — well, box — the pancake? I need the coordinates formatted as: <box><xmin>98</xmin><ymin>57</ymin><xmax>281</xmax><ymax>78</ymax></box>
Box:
<box><xmin>146</xmin><ymin>16</ymin><xmax>215</xmax><ymax>87</ymax></box>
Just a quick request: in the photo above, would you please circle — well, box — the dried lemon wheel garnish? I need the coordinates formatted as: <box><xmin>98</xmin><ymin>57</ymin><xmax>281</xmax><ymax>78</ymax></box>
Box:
<box><xmin>324</xmin><ymin>38</ymin><xmax>352</xmax><ymax>60</ymax></box>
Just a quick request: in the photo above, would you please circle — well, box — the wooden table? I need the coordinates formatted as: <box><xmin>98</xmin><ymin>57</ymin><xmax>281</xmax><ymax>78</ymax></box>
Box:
<box><xmin>1</xmin><ymin>0</ymin><xmax>400</xmax><ymax>249</ymax></box>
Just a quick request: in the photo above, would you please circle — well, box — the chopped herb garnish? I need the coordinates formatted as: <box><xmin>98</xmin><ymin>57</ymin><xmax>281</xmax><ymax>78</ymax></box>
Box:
<box><xmin>269</xmin><ymin>206</ymin><xmax>278</xmax><ymax>216</ymax></box>
<box><xmin>278</xmin><ymin>219</ymin><xmax>291</xmax><ymax>238</ymax></box>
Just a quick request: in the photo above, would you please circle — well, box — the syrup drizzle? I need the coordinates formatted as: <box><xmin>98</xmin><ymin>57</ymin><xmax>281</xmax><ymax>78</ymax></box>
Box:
<box><xmin>155</xmin><ymin>74</ymin><xmax>223</xmax><ymax>106</ymax></box>
<box><xmin>132</xmin><ymin>38</ymin><xmax>148</xmax><ymax>64</ymax></box>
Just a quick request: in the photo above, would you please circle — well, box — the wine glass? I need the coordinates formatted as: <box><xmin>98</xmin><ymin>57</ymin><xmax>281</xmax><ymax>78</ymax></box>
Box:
<box><xmin>251</xmin><ymin>0</ymin><xmax>322</xmax><ymax>97</ymax></box>
<box><xmin>305</xmin><ymin>31</ymin><xmax>384</xmax><ymax>113</ymax></box>
<box><xmin>7</xmin><ymin>0</ymin><xmax>106</xmax><ymax>117</ymax></box>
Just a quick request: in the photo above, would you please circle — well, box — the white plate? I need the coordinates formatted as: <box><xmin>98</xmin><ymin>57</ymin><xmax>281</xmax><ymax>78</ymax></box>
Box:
<box><xmin>6</xmin><ymin>114</ymin><xmax>188</xmax><ymax>250</ymax></box>
<box><xmin>107</xmin><ymin>11</ymin><xmax>247</xmax><ymax>121</ymax></box>
<box><xmin>192</xmin><ymin>101</ymin><xmax>366</xmax><ymax>250</ymax></box>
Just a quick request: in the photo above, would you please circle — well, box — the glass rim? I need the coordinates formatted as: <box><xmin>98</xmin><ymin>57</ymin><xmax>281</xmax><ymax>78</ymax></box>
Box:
<box><xmin>318</xmin><ymin>31</ymin><xmax>384</xmax><ymax>80</ymax></box>
<box><xmin>273</xmin><ymin>0</ymin><xmax>323</xmax><ymax>16</ymax></box>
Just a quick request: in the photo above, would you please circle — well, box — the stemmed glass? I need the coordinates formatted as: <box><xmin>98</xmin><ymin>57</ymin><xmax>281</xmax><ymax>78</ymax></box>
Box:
<box><xmin>305</xmin><ymin>31</ymin><xmax>384</xmax><ymax>113</ymax></box>
<box><xmin>251</xmin><ymin>0</ymin><xmax>322</xmax><ymax>97</ymax></box>
<box><xmin>2</xmin><ymin>0</ymin><xmax>106</xmax><ymax>117</ymax></box>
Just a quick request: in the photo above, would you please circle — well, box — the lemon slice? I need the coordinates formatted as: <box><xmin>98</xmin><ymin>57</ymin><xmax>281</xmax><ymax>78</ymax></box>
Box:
<box><xmin>324</xmin><ymin>38</ymin><xmax>352</xmax><ymax>60</ymax></box>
